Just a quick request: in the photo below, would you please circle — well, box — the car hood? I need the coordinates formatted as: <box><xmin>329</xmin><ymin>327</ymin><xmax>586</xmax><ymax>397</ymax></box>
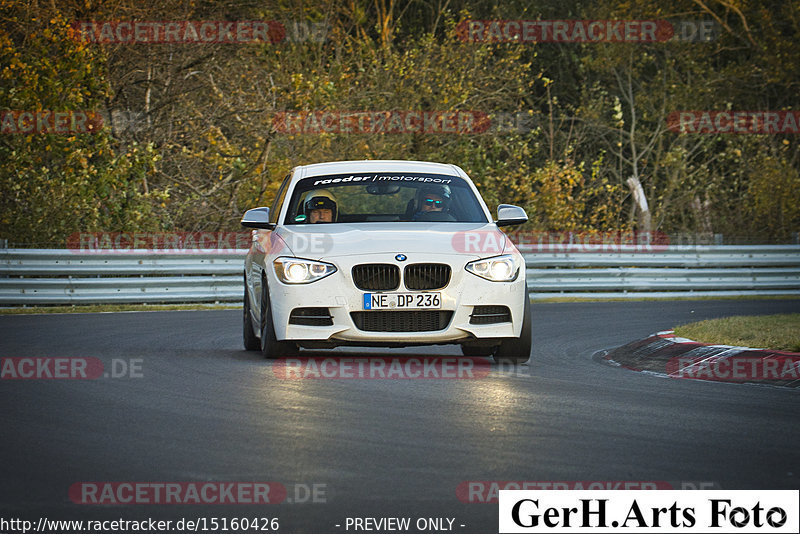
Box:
<box><xmin>271</xmin><ymin>222</ymin><xmax>516</xmax><ymax>260</ymax></box>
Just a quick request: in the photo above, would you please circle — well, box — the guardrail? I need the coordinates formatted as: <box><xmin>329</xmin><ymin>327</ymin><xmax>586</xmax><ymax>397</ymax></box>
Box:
<box><xmin>521</xmin><ymin>244</ymin><xmax>800</xmax><ymax>299</ymax></box>
<box><xmin>0</xmin><ymin>250</ymin><xmax>244</xmax><ymax>305</ymax></box>
<box><xmin>1</xmin><ymin>246</ymin><xmax>799</xmax><ymax>305</ymax></box>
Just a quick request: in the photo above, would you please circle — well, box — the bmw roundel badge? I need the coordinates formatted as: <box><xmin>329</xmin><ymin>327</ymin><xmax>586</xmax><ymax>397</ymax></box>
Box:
<box><xmin>395</xmin><ymin>254</ymin><xmax>407</xmax><ymax>261</ymax></box>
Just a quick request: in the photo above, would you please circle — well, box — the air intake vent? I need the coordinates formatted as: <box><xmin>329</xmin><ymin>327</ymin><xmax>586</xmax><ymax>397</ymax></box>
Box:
<box><xmin>469</xmin><ymin>306</ymin><xmax>511</xmax><ymax>325</ymax></box>
<box><xmin>289</xmin><ymin>307</ymin><xmax>333</xmax><ymax>326</ymax></box>
<box><xmin>350</xmin><ymin>311</ymin><xmax>453</xmax><ymax>332</ymax></box>
<box><xmin>352</xmin><ymin>264</ymin><xmax>400</xmax><ymax>291</ymax></box>
<box><xmin>404</xmin><ymin>263</ymin><xmax>451</xmax><ymax>290</ymax></box>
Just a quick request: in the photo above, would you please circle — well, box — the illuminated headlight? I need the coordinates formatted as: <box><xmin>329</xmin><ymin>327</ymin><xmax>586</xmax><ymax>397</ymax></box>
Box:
<box><xmin>466</xmin><ymin>254</ymin><xmax>519</xmax><ymax>282</ymax></box>
<box><xmin>273</xmin><ymin>257</ymin><xmax>336</xmax><ymax>284</ymax></box>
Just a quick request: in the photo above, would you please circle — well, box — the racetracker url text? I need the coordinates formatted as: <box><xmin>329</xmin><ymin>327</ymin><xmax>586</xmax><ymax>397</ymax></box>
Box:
<box><xmin>0</xmin><ymin>517</ymin><xmax>279</xmax><ymax>532</ymax></box>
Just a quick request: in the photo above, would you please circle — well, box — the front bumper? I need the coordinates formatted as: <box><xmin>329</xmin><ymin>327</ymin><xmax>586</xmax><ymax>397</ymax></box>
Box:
<box><xmin>265</xmin><ymin>252</ymin><xmax>527</xmax><ymax>345</ymax></box>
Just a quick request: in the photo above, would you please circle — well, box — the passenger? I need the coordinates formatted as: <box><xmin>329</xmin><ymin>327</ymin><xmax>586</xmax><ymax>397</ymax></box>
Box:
<box><xmin>419</xmin><ymin>192</ymin><xmax>445</xmax><ymax>212</ymax></box>
<box><xmin>412</xmin><ymin>186</ymin><xmax>451</xmax><ymax>220</ymax></box>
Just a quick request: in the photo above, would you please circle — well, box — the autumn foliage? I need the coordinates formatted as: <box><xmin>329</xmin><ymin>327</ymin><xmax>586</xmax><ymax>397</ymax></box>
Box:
<box><xmin>0</xmin><ymin>0</ymin><xmax>798</xmax><ymax>244</ymax></box>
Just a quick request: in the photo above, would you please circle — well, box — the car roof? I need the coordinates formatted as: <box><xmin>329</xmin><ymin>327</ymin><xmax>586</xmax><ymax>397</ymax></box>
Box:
<box><xmin>293</xmin><ymin>160</ymin><xmax>468</xmax><ymax>179</ymax></box>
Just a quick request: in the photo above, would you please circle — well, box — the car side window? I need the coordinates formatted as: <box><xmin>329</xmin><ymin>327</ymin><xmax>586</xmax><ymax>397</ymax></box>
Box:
<box><xmin>269</xmin><ymin>174</ymin><xmax>292</xmax><ymax>224</ymax></box>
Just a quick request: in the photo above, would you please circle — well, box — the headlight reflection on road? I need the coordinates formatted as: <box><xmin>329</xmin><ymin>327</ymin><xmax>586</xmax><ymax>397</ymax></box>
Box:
<box><xmin>438</xmin><ymin>367</ymin><xmax>534</xmax><ymax>436</ymax></box>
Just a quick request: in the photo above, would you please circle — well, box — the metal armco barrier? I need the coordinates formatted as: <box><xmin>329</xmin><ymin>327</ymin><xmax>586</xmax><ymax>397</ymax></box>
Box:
<box><xmin>1</xmin><ymin>245</ymin><xmax>799</xmax><ymax>305</ymax></box>
<box><xmin>0</xmin><ymin>250</ymin><xmax>245</xmax><ymax>305</ymax></box>
<box><xmin>521</xmin><ymin>244</ymin><xmax>800</xmax><ymax>299</ymax></box>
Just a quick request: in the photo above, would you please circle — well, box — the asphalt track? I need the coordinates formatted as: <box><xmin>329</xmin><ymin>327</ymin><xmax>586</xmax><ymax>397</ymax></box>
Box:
<box><xmin>1</xmin><ymin>299</ymin><xmax>799</xmax><ymax>533</ymax></box>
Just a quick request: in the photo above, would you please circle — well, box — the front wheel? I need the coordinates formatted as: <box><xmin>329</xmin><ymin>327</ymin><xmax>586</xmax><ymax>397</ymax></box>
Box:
<box><xmin>493</xmin><ymin>287</ymin><xmax>531</xmax><ymax>364</ymax></box>
<box><xmin>260</xmin><ymin>279</ymin><xmax>299</xmax><ymax>359</ymax></box>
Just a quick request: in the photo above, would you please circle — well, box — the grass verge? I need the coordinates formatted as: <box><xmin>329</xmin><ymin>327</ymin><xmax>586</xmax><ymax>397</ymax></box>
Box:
<box><xmin>674</xmin><ymin>314</ymin><xmax>800</xmax><ymax>352</ymax></box>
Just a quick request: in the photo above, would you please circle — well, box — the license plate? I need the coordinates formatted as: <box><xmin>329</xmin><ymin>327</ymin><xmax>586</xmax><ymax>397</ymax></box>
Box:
<box><xmin>363</xmin><ymin>292</ymin><xmax>441</xmax><ymax>310</ymax></box>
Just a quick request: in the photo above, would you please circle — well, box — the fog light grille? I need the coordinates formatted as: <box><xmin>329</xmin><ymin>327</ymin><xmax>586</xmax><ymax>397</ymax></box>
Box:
<box><xmin>469</xmin><ymin>305</ymin><xmax>511</xmax><ymax>325</ymax></box>
<box><xmin>289</xmin><ymin>307</ymin><xmax>333</xmax><ymax>326</ymax></box>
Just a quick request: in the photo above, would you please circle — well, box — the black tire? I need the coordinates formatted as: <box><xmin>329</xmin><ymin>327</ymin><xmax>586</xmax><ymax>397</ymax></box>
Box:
<box><xmin>460</xmin><ymin>344</ymin><xmax>497</xmax><ymax>357</ymax></box>
<box><xmin>243</xmin><ymin>282</ymin><xmax>260</xmax><ymax>351</ymax></box>
<box><xmin>493</xmin><ymin>286</ymin><xmax>532</xmax><ymax>364</ymax></box>
<box><xmin>259</xmin><ymin>278</ymin><xmax>299</xmax><ymax>359</ymax></box>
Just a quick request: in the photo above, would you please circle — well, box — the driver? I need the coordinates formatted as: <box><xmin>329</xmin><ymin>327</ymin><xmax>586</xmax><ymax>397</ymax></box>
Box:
<box><xmin>304</xmin><ymin>190</ymin><xmax>337</xmax><ymax>223</ymax></box>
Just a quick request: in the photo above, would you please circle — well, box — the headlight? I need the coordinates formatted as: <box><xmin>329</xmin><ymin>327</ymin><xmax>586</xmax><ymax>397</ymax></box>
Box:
<box><xmin>273</xmin><ymin>257</ymin><xmax>336</xmax><ymax>284</ymax></box>
<box><xmin>466</xmin><ymin>254</ymin><xmax>519</xmax><ymax>282</ymax></box>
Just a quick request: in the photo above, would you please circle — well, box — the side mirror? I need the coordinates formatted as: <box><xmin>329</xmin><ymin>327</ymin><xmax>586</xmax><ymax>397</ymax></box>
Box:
<box><xmin>496</xmin><ymin>204</ymin><xmax>528</xmax><ymax>227</ymax></box>
<box><xmin>241</xmin><ymin>207</ymin><xmax>275</xmax><ymax>229</ymax></box>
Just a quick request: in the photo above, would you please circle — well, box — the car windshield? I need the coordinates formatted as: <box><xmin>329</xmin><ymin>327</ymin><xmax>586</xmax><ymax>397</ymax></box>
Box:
<box><xmin>283</xmin><ymin>173</ymin><xmax>488</xmax><ymax>224</ymax></box>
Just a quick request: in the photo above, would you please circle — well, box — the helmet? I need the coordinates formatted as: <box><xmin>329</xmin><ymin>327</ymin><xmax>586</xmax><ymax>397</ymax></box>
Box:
<box><xmin>303</xmin><ymin>189</ymin><xmax>337</xmax><ymax>221</ymax></box>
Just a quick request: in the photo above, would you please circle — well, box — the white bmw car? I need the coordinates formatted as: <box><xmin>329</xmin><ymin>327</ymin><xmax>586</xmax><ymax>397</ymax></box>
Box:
<box><xmin>241</xmin><ymin>160</ymin><xmax>531</xmax><ymax>363</ymax></box>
